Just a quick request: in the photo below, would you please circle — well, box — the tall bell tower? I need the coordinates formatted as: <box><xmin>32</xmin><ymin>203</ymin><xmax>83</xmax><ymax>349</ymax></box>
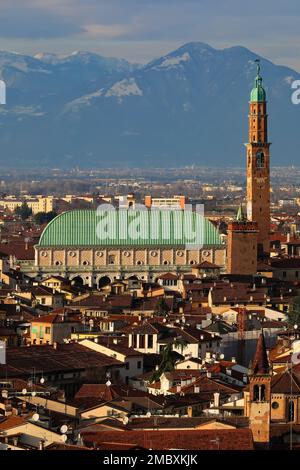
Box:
<box><xmin>246</xmin><ymin>61</ymin><xmax>271</xmax><ymax>255</ymax></box>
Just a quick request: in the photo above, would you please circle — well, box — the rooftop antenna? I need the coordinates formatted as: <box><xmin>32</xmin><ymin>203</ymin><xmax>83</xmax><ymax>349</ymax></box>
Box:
<box><xmin>60</xmin><ymin>424</ymin><xmax>68</xmax><ymax>435</ymax></box>
<box><xmin>254</xmin><ymin>58</ymin><xmax>261</xmax><ymax>75</ymax></box>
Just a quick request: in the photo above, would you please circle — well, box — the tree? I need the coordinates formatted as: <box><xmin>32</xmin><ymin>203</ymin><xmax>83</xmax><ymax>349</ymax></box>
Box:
<box><xmin>15</xmin><ymin>202</ymin><xmax>32</xmax><ymax>220</ymax></box>
<box><xmin>287</xmin><ymin>296</ymin><xmax>300</xmax><ymax>326</ymax></box>
<box><xmin>34</xmin><ymin>211</ymin><xmax>57</xmax><ymax>225</ymax></box>
<box><xmin>155</xmin><ymin>298</ymin><xmax>170</xmax><ymax>317</ymax></box>
<box><xmin>150</xmin><ymin>336</ymin><xmax>187</xmax><ymax>383</ymax></box>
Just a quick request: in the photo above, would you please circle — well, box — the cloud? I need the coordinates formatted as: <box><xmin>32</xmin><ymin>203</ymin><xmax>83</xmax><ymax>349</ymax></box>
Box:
<box><xmin>84</xmin><ymin>23</ymin><xmax>141</xmax><ymax>39</ymax></box>
<box><xmin>0</xmin><ymin>6</ymin><xmax>83</xmax><ymax>39</ymax></box>
<box><xmin>0</xmin><ymin>0</ymin><xmax>300</xmax><ymax>70</ymax></box>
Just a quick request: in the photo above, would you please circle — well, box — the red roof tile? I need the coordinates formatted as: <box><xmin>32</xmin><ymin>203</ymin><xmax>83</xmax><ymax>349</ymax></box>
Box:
<box><xmin>81</xmin><ymin>428</ymin><xmax>254</xmax><ymax>450</ymax></box>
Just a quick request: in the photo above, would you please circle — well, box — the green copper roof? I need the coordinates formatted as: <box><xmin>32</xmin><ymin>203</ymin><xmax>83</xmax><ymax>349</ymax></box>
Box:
<box><xmin>236</xmin><ymin>204</ymin><xmax>247</xmax><ymax>222</ymax></box>
<box><xmin>38</xmin><ymin>209</ymin><xmax>223</xmax><ymax>247</ymax></box>
<box><xmin>250</xmin><ymin>60</ymin><xmax>266</xmax><ymax>102</ymax></box>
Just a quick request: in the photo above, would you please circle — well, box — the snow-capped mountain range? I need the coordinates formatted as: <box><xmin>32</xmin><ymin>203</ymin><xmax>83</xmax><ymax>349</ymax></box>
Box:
<box><xmin>0</xmin><ymin>42</ymin><xmax>299</xmax><ymax>168</ymax></box>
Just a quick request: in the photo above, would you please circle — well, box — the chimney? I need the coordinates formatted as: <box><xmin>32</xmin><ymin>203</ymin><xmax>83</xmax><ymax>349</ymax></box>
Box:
<box><xmin>39</xmin><ymin>440</ymin><xmax>45</xmax><ymax>451</ymax></box>
<box><xmin>214</xmin><ymin>392</ymin><xmax>220</xmax><ymax>408</ymax></box>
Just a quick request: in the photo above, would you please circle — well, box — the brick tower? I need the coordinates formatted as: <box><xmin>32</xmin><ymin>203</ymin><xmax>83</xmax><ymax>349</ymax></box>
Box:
<box><xmin>227</xmin><ymin>204</ymin><xmax>258</xmax><ymax>275</ymax></box>
<box><xmin>246</xmin><ymin>60</ymin><xmax>271</xmax><ymax>256</ymax></box>
<box><xmin>247</xmin><ymin>332</ymin><xmax>271</xmax><ymax>446</ymax></box>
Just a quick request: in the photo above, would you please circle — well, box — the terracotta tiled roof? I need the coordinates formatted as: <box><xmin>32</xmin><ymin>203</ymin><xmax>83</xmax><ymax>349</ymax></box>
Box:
<box><xmin>0</xmin><ymin>343</ymin><xmax>122</xmax><ymax>378</ymax></box>
<box><xmin>195</xmin><ymin>261</ymin><xmax>220</xmax><ymax>269</ymax></box>
<box><xmin>271</xmin><ymin>258</ymin><xmax>300</xmax><ymax>269</ymax></box>
<box><xmin>95</xmin><ymin>338</ymin><xmax>142</xmax><ymax>357</ymax></box>
<box><xmin>0</xmin><ymin>415</ymin><xmax>25</xmax><ymax>431</ymax></box>
<box><xmin>169</xmin><ymin>373</ymin><xmax>242</xmax><ymax>396</ymax></box>
<box><xmin>157</xmin><ymin>273</ymin><xmax>178</xmax><ymax>280</ymax></box>
<box><xmin>81</xmin><ymin>428</ymin><xmax>254</xmax><ymax>450</ymax></box>
<box><xmin>74</xmin><ymin>384</ymin><xmax>157</xmax><ymax>402</ymax></box>
<box><xmin>129</xmin><ymin>416</ymin><xmax>249</xmax><ymax>430</ymax></box>
<box><xmin>45</xmin><ymin>443</ymin><xmax>91</xmax><ymax>451</ymax></box>
<box><xmin>75</xmin><ymin>384</ymin><xmax>122</xmax><ymax>402</ymax></box>
<box><xmin>0</xmin><ymin>241</ymin><xmax>35</xmax><ymax>260</ymax></box>
<box><xmin>32</xmin><ymin>313</ymin><xmax>80</xmax><ymax>324</ymax></box>
<box><xmin>271</xmin><ymin>369</ymin><xmax>300</xmax><ymax>394</ymax></box>
<box><xmin>129</xmin><ymin>322</ymin><xmax>161</xmax><ymax>335</ymax></box>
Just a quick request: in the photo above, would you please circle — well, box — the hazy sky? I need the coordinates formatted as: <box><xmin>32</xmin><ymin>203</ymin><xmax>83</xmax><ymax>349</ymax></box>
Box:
<box><xmin>1</xmin><ymin>1</ymin><xmax>300</xmax><ymax>70</ymax></box>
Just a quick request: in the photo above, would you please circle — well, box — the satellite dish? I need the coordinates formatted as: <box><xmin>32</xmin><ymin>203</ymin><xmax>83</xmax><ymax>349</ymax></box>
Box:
<box><xmin>146</xmin><ymin>411</ymin><xmax>151</xmax><ymax>418</ymax></box>
<box><xmin>60</xmin><ymin>424</ymin><xmax>68</xmax><ymax>434</ymax></box>
<box><xmin>123</xmin><ymin>416</ymin><xmax>129</xmax><ymax>425</ymax></box>
<box><xmin>219</xmin><ymin>354</ymin><xmax>225</xmax><ymax>360</ymax></box>
<box><xmin>31</xmin><ymin>391</ymin><xmax>37</xmax><ymax>397</ymax></box>
<box><xmin>32</xmin><ymin>413</ymin><xmax>39</xmax><ymax>422</ymax></box>
<box><xmin>61</xmin><ymin>434</ymin><xmax>67</xmax><ymax>443</ymax></box>
<box><xmin>40</xmin><ymin>377</ymin><xmax>45</xmax><ymax>384</ymax></box>
<box><xmin>106</xmin><ymin>380</ymin><xmax>111</xmax><ymax>387</ymax></box>
<box><xmin>22</xmin><ymin>388</ymin><xmax>27</xmax><ymax>395</ymax></box>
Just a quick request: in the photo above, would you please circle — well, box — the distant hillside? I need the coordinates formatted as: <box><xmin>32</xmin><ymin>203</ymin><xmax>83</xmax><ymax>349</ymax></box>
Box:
<box><xmin>0</xmin><ymin>43</ymin><xmax>298</xmax><ymax>168</ymax></box>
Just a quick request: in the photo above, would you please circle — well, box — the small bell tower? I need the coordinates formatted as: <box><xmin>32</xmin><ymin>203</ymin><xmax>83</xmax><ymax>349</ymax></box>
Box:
<box><xmin>247</xmin><ymin>332</ymin><xmax>271</xmax><ymax>446</ymax></box>
<box><xmin>227</xmin><ymin>204</ymin><xmax>258</xmax><ymax>275</ymax></box>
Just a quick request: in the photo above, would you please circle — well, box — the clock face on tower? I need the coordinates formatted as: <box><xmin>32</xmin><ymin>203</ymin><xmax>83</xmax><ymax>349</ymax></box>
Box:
<box><xmin>255</xmin><ymin>176</ymin><xmax>266</xmax><ymax>184</ymax></box>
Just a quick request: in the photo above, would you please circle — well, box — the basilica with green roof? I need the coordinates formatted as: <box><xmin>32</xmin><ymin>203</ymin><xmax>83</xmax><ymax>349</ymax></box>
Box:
<box><xmin>35</xmin><ymin>208</ymin><xmax>226</xmax><ymax>286</ymax></box>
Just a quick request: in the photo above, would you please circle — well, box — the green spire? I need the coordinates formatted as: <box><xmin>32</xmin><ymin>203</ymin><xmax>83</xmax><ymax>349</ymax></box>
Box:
<box><xmin>236</xmin><ymin>204</ymin><xmax>247</xmax><ymax>222</ymax></box>
<box><xmin>250</xmin><ymin>59</ymin><xmax>266</xmax><ymax>102</ymax></box>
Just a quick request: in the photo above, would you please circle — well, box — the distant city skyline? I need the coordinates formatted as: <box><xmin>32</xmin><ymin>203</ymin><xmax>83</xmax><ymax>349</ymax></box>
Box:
<box><xmin>1</xmin><ymin>1</ymin><xmax>300</xmax><ymax>71</ymax></box>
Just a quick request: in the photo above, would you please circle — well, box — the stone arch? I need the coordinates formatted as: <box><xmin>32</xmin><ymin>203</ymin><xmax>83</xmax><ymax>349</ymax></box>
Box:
<box><xmin>98</xmin><ymin>275</ymin><xmax>112</xmax><ymax>289</ymax></box>
<box><xmin>70</xmin><ymin>275</ymin><xmax>85</xmax><ymax>286</ymax></box>
<box><xmin>127</xmin><ymin>275</ymin><xmax>140</xmax><ymax>281</ymax></box>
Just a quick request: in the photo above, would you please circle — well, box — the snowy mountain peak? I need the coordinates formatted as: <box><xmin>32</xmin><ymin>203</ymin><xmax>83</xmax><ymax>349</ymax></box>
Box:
<box><xmin>105</xmin><ymin>78</ymin><xmax>143</xmax><ymax>101</ymax></box>
<box><xmin>158</xmin><ymin>52</ymin><xmax>190</xmax><ymax>69</ymax></box>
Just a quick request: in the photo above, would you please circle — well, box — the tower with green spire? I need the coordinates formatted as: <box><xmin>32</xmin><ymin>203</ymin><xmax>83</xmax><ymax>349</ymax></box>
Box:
<box><xmin>250</xmin><ymin>60</ymin><xmax>266</xmax><ymax>103</ymax></box>
<box><xmin>246</xmin><ymin>60</ymin><xmax>271</xmax><ymax>256</ymax></box>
